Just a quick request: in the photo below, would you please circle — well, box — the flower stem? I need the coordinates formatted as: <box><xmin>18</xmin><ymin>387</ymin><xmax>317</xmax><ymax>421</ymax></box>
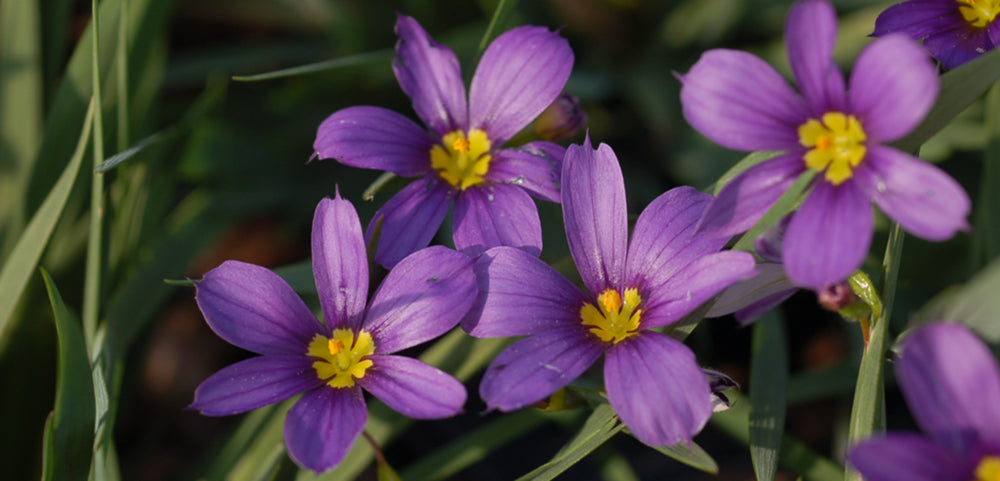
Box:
<box><xmin>83</xmin><ymin>0</ymin><xmax>106</xmax><ymax>351</ymax></box>
<box><xmin>362</xmin><ymin>430</ymin><xmax>388</xmax><ymax>466</ymax></box>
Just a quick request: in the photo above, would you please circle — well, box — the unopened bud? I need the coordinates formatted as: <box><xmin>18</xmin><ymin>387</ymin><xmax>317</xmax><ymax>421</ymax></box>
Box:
<box><xmin>533</xmin><ymin>93</ymin><xmax>587</xmax><ymax>141</ymax></box>
<box><xmin>818</xmin><ymin>281</ymin><xmax>856</xmax><ymax>312</ymax></box>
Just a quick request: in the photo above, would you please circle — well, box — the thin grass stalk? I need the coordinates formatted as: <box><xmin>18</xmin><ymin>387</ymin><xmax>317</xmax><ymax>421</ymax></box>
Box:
<box><xmin>83</xmin><ymin>0</ymin><xmax>106</xmax><ymax>349</ymax></box>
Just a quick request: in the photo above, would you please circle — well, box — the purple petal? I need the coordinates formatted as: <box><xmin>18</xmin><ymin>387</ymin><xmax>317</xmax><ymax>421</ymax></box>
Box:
<box><xmin>452</xmin><ymin>183</ymin><xmax>542</xmax><ymax>258</ymax></box>
<box><xmin>856</xmin><ymin>146</ymin><xmax>970</xmax><ymax>241</ymax></box>
<box><xmin>783</xmin><ymin>181</ymin><xmax>872</xmax><ymax>290</ymax></box>
<box><xmin>486</xmin><ymin>141</ymin><xmax>565</xmax><ymax>203</ymax></box>
<box><xmin>705</xmin><ymin>263</ymin><xmax>797</xmax><ymax>325</ymax></box>
<box><xmin>562</xmin><ymin>137</ymin><xmax>628</xmax><ymax>295</ymax></box>
<box><xmin>925</xmin><ymin>23</ymin><xmax>996</xmax><ymax>69</ymax></box>
<box><xmin>680</xmin><ymin>49</ymin><xmax>808</xmax><ymax>151</ymax></box>
<box><xmin>697</xmin><ymin>153</ymin><xmax>805</xmax><ymax>237</ymax></box>
<box><xmin>897</xmin><ymin>323</ymin><xmax>1000</xmax><ymax>451</ymax></box>
<box><xmin>462</xmin><ymin>246</ymin><xmax>588</xmax><ymax>338</ymax></box>
<box><xmin>848</xmin><ymin>433</ymin><xmax>971</xmax><ymax>481</ymax></box>
<box><xmin>360</xmin><ymin>355</ymin><xmax>465</xmax><ymax>419</ymax></box>
<box><xmin>190</xmin><ymin>355</ymin><xmax>321</xmax><ymax>416</ymax></box>
<box><xmin>368</xmin><ymin>176</ymin><xmax>453</xmax><ymax>269</ymax></box>
<box><xmin>363</xmin><ymin>246</ymin><xmax>476</xmax><ymax>354</ymax></box>
<box><xmin>639</xmin><ymin>251</ymin><xmax>756</xmax><ymax>329</ymax></box>
<box><xmin>393</xmin><ymin>15</ymin><xmax>467</xmax><ymax>135</ymax></box>
<box><xmin>469</xmin><ymin>26</ymin><xmax>573</xmax><ymax>144</ymax></box>
<box><xmin>849</xmin><ymin>34</ymin><xmax>938</xmax><ymax>142</ymax></box>
<box><xmin>873</xmin><ymin>0</ymin><xmax>965</xmax><ymax>42</ymax></box>
<box><xmin>605</xmin><ymin>332</ymin><xmax>711</xmax><ymax>447</ymax></box>
<box><xmin>196</xmin><ymin>260</ymin><xmax>324</xmax><ymax>355</ymax></box>
<box><xmin>284</xmin><ymin>386</ymin><xmax>367</xmax><ymax>473</ymax></box>
<box><xmin>479</xmin><ymin>327</ymin><xmax>603</xmax><ymax>411</ymax></box>
<box><xmin>785</xmin><ymin>0</ymin><xmax>846</xmax><ymax>114</ymax></box>
<box><xmin>312</xmin><ymin>195</ymin><xmax>368</xmax><ymax>331</ymax></box>
<box><xmin>314</xmin><ymin>106</ymin><xmax>434</xmax><ymax>177</ymax></box>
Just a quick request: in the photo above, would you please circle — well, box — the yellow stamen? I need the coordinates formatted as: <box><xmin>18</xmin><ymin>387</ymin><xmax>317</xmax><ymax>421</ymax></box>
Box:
<box><xmin>580</xmin><ymin>288</ymin><xmax>643</xmax><ymax>344</ymax></box>
<box><xmin>797</xmin><ymin>112</ymin><xmax>867</xmax><ymax>186</ymax></box>
<box><xmin>307</xmin><ymin>329</ymin><xmax>375</xmax><ymax>389</ymax></box>
<box><xmin>430</xmin><ymin>129</ymin><xmax>492</xmax><ymax>190</ymax></box>
<box><xmin>975</xmin><ymin>455</ymin><xmax>1000</xmax><ymax>481</ymax></box>
<box><xmin>958</xmin><ymin>0</ymin><xmax>1000</xmax><ymax>28</ymax></box>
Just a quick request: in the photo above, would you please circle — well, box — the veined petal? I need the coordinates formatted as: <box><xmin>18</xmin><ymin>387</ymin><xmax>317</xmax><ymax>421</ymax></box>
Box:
<box><xmin>360</xmin><ymin>355</ymin><xmax>466</xmax><ymax>419</ymax></box>
<box><xmin>452</xmin><ymin>183</ymin><xmax>542</xmax><ymax>258</ymax></box>
<box><xmin>368</xmin><ymin>176</ymin><xmax>453</xmax><ymax>269</ymax></box>
<box><xmin>639</xmin><ymin>251</ymin><xmax>756</xmax><ymax>329</ymax></box>
<box><xmin>705</xmin><ymin>263</ymin><xmax>797</xmax><ymax>325</ymax></box>
<box><xmin>925</xmin><ymin>23</ymin><xmax>996</xmax><ymax>70</ymax></box>
<box><xmin>605</xmin><ymin>332</ymin><xmax>711</xmax><ymax>447</ymax></box>
<box><xmin>190</xmin><ymin>355</ymin><xmax>321</xmax><ymax>416</ymax></box>
<box><xmin>856</xmin><ymin>146</ymin><xmax>970</xmax><ymax>241</ymax></box>
<box><xmin>697</xmin><ymin>153</ymin><xmax>805</xmax><ymax>237</ymax></box>
<box><xmin>562</xmin><ymin>137</ymin><xmax>628</xmax><ymax>295</ymax></box>
<box><xmin>848</xmin><ymin>433</ymin><xmax>971</xmax><ymax>481</ymax></box>
<box><xmin>312</xmin><ymin>195</ymin><xmax>368</xmax><ymax>331</ymax></box>
<box><xmin>873</xmin><ymin>0</ymin><xmax>966</xmax><ymax>42</ymax></box>
<box><xmin>480</xmin><ymin>326</ymin><xmax>603</xmax><ymax>412</ymax></box>
<box><xmin>284</xmin><ymin>387</ymin><xmax>367</xmax><ymax>473</ymax></box>
<box><xmin>462</xmin><ymin>246</ymin><xmax>588</xmax><ymax>338</ymax></box>
<box><xmin>364</xmin><ymin>246</ymin><xmax>476</xmax><ymax>354</ymax></box>
<box><xmin>897</xmin><ymin>323</ymin><xmax>1000</xmax><ymax>451</ymax></box>
<box><xmin>783</xmin><ymin>181</ymin><xmax>872</xmax><ymax>290</ymax></box>
<box><xmin>487</xmin><ymin>142</ymin><xmax>566</xmax><ymax>203</ymax></box>
<box><xmin>680</xmin><ymin>49</ymin><xmax>808</xmax><ymax>151</ymax></box>
<box><xmin>786</xmin><ymin>0</ymin><xmax>846</xmax><ymax>114</ymax></box>
<box><xmin>470</xmin><ymin>26</ymin><xmax>573</xmax><ymax>144</ymax></box>
<box><xmin>196</xmin><ymin>260</ymin><xmax>324</xmax><ymax>355</ymax></box>
<box><xmin>849</xmin><ymin>34</ymin><xmax>938</xmax><ymax>142</ymax></box>
<box><xmin>314</xmin><ymin>106</ymin><xmax>435</xmax><ymax>176</ymax></box>
<box><xmin>393</xmin><ymin>15</ymin><xmax>467</xmax><ymax>135</ymax></box>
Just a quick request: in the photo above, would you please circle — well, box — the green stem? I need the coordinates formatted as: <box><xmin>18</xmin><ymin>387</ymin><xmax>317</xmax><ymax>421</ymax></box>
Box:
<box><xmin>116</xmin><ymin>0</ymin><xmax>128</xmax><ymax>152</ymax></box>
<box><xmin>83</xmin><ymin>0</ymin><xmax>106</xmax><ymax>350</ymax></box>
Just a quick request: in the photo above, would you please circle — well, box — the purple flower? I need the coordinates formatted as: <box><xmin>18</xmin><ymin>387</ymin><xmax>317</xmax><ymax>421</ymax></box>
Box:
<box><xmin>873</xmin><ymin>0</ymin><xmax>1000</xmax><ymax>69</ymax></box>
<box><xmin>314</xmin><ymin>15</ymin><xmax>574</xmax><ymax>269</ymax></box>
<box><xmin>189</xmin><ymin>194</ymin><xmax>476</xmax><ymax>472</ymax></box>
<box><xmin>461</xmin><ymin>137</ymin><xmax>756</xmax><ymax>447</ymax></box>
<box><xmin>679</xmin><ymin>0</ymin><xmax>971</xmax><ymax>290</ymax></box>
<box><xmin>848</xmin><ymin>322</ymin><xmax>1000</xmax><ymax>481</ymax></box>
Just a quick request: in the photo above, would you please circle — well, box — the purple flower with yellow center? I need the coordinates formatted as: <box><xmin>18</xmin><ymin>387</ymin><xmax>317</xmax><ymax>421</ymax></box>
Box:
<box><xmin>314</xmin><ymin>15</ymin><xmax>573</xmax><ymax>269</ymax></box>
<box><xmin>679</xmin><ymin>0</ymin><xmax>971</xmax><ymax>290</ymax></box>
<box><xmin>461</xmin><ymin>137</ymin><xmax>756</xmax><ymax>447</ymax></box>
<box><xmin>874</xmin><ymin>0</ymin><xmax>1000</xmax><ymax>69</ymax></box>
<box><xmin>189</xmin><ymin>194</ymin><xmax>476</xmax><ymax>472</ymax></box>
<box><xmin>848</xmin><ymin>322</ymin><xmax>1000</xmax><ymax>481</ymax></box>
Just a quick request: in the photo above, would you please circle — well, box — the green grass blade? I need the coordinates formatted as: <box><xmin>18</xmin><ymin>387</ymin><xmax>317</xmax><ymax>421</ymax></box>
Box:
<box><xmin>648</xmin><ymin>440</ymin><xmax>718</xmax><ymax>474</ymax></box>
<box><xmin>231</xmin><ymin>50</ymin><xmax>391</xmax><ymax>82</ymax></box>
<box><xmin>84</xmin><ymin>0</ymin><xmax>108</xmax><ymax>349</ymax></box>
<box><xmin>39</xmin><ymin>268</ymin><xmax>96</xmax><ymax>481</ymax></box>
<box><xmin>95</xmin><ymin>129</ymin><xmax>172</xmax><ymax>172</ymax></box>
<box><xmin>973</xmin><ymin>82</ymin><xmax>1000</xmax><ymax>266</ymax></box>
<box><xmin>749</xmin><ymin>312</ymin><xmax>789</xmax><ymax>481</ymax></box>
<box><xmin>732</xmin><ymin>170</ymin><xmax>816</xmax><ymax>253</ymax></box>
<box><xmin>515</xmin><ymin>403</ymin><xmax>623</xmax><ymax>481</ymax></box>
<box><xmin>116</xmin><ymin>0</ymin><xmax>129</xmax><ymax>152</ymax></box>
<box><xmin>0</xmin><ymin>100</ymin><xmax>94</xmax><ymax>352</ymax></box>
<box><xmin>477</xmin><ymin>0</ymin><xmax>520</xmax><ymax>58</ymax></box>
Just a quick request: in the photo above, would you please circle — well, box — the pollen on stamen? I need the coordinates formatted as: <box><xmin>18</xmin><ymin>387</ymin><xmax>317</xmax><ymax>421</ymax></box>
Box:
<box><xmin>600</xmin><ymin>290</ymin><xmax>623</xmax><ymax>312</ymax></box>
<box><xmin>816</xmin><ymin>135</ymin><xmax>832</xmax><ymax>151</ymax></box>
<box><xmin>328</xmin><ymin>338</ymin><xmax>343</xmax><ymax>355</ymax></box>
<box><xmin>453</xmin><ymin>137</ymin><xmax>471</xmax><ymax>154</ymax></box>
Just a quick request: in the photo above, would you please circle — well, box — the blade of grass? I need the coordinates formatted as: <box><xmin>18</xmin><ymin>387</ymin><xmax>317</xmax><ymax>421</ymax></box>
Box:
<box><xmin>973</xmin><ymin>81</ymin><xmax>1000</xmax><ymax>266</ymax></box>
<box><xmin>648</xmin><ymin>439</ymin><xmax>718</xmax><ymax>474</ymax></box>
<box><xmin>231</xmin><ymin>50</ymin><xmax>391</xmax><ymax>82</ymax></box>
<box><xmin>749</xmin><ymin>312</ymin><xmax>788</xmax><ymax>481</ymax></box>
<box><xmin>84</xmin><ymin>0</ymin><xmax>108</xmax><ymax>350</ymax></box>
<box><xmin>116</xmin><ymin>0</ymin><xmax>129</xmax><ymax>153</ymax></box>
<box><xmin>476</xmin><ymin>0</ymin><xmax>519</xmax><ymax>58</ymax></box>
<box><xmin>516</xmin><ymin>403</ymin><xmax>623</xmax><ymax>481</ymax></box>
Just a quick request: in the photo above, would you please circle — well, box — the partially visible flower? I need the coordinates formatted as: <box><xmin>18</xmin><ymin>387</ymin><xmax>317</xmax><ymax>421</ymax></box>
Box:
<box><xmin>314</xmin><ymin>15</ymin><xmax>574</xmax><ymax>268</ymax></box>
<box><xmin>705</xmin><ymin>368</ymin><xmax>740</xmax><ymax>413</ymax></box>
<box><xmin>679</xmin><ymin>0</ymin><xmax>970</xmax><ymax>290</ymax></box>
<box><xmin>189</xmin><ymin>194</ymin><xmax>476</xmax><ymax>472</ymax></box>
<box><xmin>873</xmin><ymin>0</ymin><xmax>1000</xmax><ymax>69</ymax></box>
<box><xmin>533</xmin><ymin>93</ymin><xmax>587</xmax><ymax>141</ymax></box>
<box><xmin>848</xmin><ymin>322</ymin><xmax>1000</xmax><ymax>481</ymax></box>
<box><xmin>462</xmin><ymin>136</ymin><xmax>755</xmax><ymax>447</ymax></box>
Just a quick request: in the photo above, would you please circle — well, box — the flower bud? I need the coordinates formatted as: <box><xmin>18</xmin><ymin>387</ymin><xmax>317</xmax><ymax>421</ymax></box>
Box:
<box><xmin>533</xmin><ymin>93</ymin><xmax>587</xmax><ymax>141</ymax></box>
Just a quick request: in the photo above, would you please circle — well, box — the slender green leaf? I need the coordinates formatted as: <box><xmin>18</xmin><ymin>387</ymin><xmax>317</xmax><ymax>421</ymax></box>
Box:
<box><xmin>913</xmin><ymin>255</ymin><xmax>1000</xmax><ymax>343</ymax></box>
<box><xmin>84</xmin><ymin>0</ymin><xmax>108</xmax><ymax>350</ymax></box>
<box><xmin>231</xmin><ymin>50</ymin><xmax>391</xmax><ymax>82</ymax></box>
<box><xmin>227</xmin><ymin>401</ymin><xmax>295</xmax><ymax>481</ymax></box>
<box><xmin>649</xmin><ymin>440</ymin><xmax>718</xmax><ymax>474</ymax></box>
<box><xmin>362</xmin><ymin>172</ymin><xmax>401</xmax><ymax>202</ymax></box>
<box><xmin>709</xmin><ymin>150</ymin><xmax>782</xmax><ymax>195</ymax></box>
<box><xmin>96</xmin><ymin>130</ymin><xmax>171</xmax><ymax>172</ymax></box>
<box><xmin>40</xmin><ymin>268</ymin><xmax>95</xmax><ymax>481</ymax></box>
<box><xmin>732</xmin><ymin>170</ymin><xmax>816</xmax><ymax>253</ymax></box>
<box><xmin>0</xmin><ymin>100</ymin><xmax>93</xmax><ymax>352</ymax></box>
<box><xmin>196</xmin><ymin>404</ymin><xmax>282</xmax><ymax>480</ymax></box>
<box><xmin>973</xmin><ymin>81</ymin><xmax>1000</xmax><ymax>266</ymax></box>
<box><xmin>749</xmin><ymin>312</ymin><xmax>788</xmax><ymax>481</ymax></box>
<box><xmin>477</xmin><ymin>0</ymin><xmax>519</xmax><ymax>57</ymax></box>
<box><xmin>516</xmin><ymin>403</ymin><xmax>623</xmax><ymax>481</ymax></box>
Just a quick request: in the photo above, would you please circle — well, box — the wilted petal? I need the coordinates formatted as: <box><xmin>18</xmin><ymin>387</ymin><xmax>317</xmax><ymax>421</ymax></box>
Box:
<box><xmin>848</xmin><ymin>433</ymin><xmax>971</xmax><ymax>481</ymax></box>
<box><xmin>640</xmin><ymin>251</ymin><xmax>756</xmax><ymax>329</ymax></box>
<box><xmin>480</xmin><ymin>327</ymin><xmax>603</xmax><ymax>412</ymax></box>
<box><xmin>705</xmin><ymin>263</ymin><xmax>797</xmax><ymax>325</ymax></box>
<box><xmin>857</xmin><ymin>146</ymin><xmax>970</xmax><ymax>241</ymax></box>
<box><xmin>849</xmin><ymin>34</ymin><xmax>938</xmax><ymax>142</ymax></box>
<box><xmin>562</xmin><ymin>137</ymin><xmax>628</xmax><ymax>295</ymax></box>
<box><xmin>190</xmin><ymin>355</ymin><xmax>321</xmax><ymax>416</ymax></box>
<box><xmin>284</xmin><ymin>387</ymin><xmax>367</xmax><ymax>473</ymax></box>
<box><xmin>314</xmin><ymin>106</ymin><xmax>434</xmax><ymax>177</ymax></box>
<box><xmin>360</xmin><ymin>355</ymin><xmax>465</xmax><ymax>419</ymax></box>
<box><xmin>783</xmin><ymin>181</ymin><xmax>872</xmax><ymax>290</ymax></box>
<box><xmin>393</xmin><ymin>15</ymin><xmax>467</xmax><ymax>135</ymax></box>
<box><xmin>363</xmin><ymin>246</ymin><xmax>476</xmax><ymax>354</ymax></box>
<box><xmin>462</xmin><ymin>246</ymin><xmax>588</xmax><ymax>338</ymax></box>
<box><xmin>469</xmin><ymin>26</ymin><xmax>573</xmax><ymax>144</ymax></box>
<box><xmin>487</xmin><ymin>142</ymin><xmax>565</xmax><ymax>203</ymax></box>
<box><xmin>196</xmin><ymin>260</ymin><xmax>324</xmax><ymax>355</ymax></box>
<box><xmin>368</xmin><ymin>176</ymin><xmax>453</xmax><ymax>269</ymax></box>
<box><xmin>312</xmin><ymin>195</ymin><xmax>368</xmax><ymax>331</ymax></box>
<box><xmin>697</xmin><ymin>153</ymin><xmax>805</xmax><ymax>238</ymax></box>
<box><xmin>605</xmin><ymin>332</ymin><xmax>711</xmax><ymax>447</ymax></box>
<box><xmin>680</xmin><ymin>49</ymin><xmax>807</xmax><ymax>151</ymax></box>
<box><xmin>452</xmin><ymin>183</ymin><xmax>542</xmax><ymax>258</ymax></box>
<box><xmin>786</xmin><ymin>0</ymin><xmax>846</xmax><ymax>114</ymax></box>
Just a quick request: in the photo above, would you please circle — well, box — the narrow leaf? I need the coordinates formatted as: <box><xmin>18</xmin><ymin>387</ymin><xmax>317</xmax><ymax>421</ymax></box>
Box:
<box><xmin>749</xmin><ymin>312</ymin><xmax>788</xmax><ymax>481</ymax></box>
<box><xmin>232</xmin><ymin>50</ymin><xmax>391</xmax><ymax>82</ymax></box>
<box><xmin>515</xmin><ymin>403</ymin><xmax>623</xmax><ymax>481</ymax></box>
<box><xmin>649</xmin><ymin>440</ymin><xmax>718</xmax><ymax>474</ymax></box>
<box><xmin>96</xmin><ymin>130</ymin><xmax>171</xmax><ymax>172</ymax></box>
<box><xmin>972</xmin><ymin>81</ymin><xmax>1000</xmax><ymax>266</ymax></box>
<box><xmin>477</xmin><ymin>0</ymin><xmax>520</xmax><ymax>58</ymax></box>
<box><xmin>732</xmin><ymin>170</ymin><xmax>816</xmax><ymax>252</ymax></box>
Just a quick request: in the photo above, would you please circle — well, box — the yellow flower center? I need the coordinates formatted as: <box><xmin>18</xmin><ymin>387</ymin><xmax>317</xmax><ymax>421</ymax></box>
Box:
<box><xmin>580</xmin><ymin>288</ymin><xmax>643</xmax><ymax>344</ymax></box>
<box><xmin>798</xmin><ymin>112</ymin><xmax>867</xmax><ymax>186</ymax></box>
<box><xmin>429</xmin><ymin>129</ymin><xmax>492</xmax><ymax>190</ymax></box>
<box><xmin>975</xmin><ymin>455</ymin><xmax>1000</xmax><ymax>481</ymax></box>
<box><xmin>307</xmin><ymin>329</ymin><xmax>375</xmax><ymax>389</ymax></box>
<box><xmin>959</xmin><ymin>0</ymin><xmax>1000</xmax><ymax>28</ymax></box>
